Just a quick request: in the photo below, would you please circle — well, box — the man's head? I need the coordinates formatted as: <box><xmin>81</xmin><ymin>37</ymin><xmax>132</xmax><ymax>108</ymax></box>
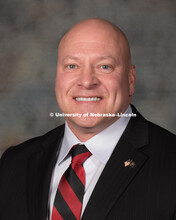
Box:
<box><xmin>55</xmin><ymin>18</ymin><xmax>136</xmax><ymax>141</ymax></box>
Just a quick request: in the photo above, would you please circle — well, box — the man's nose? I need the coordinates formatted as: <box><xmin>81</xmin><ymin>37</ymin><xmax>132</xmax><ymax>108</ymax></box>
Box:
<box><xmin>77</xmin><ymin>66</ymin><xmax>99</xmax><ymax>89</ymax></box>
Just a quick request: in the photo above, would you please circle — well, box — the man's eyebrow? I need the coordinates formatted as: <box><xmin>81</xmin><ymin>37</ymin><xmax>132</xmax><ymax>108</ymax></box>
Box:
<box><xmin>96</xmin><ymin>56</ymin><xmax>120</xmax><ymax>65</ymax></box>
<box><xmin>94</xmin><ymin>56</ymin><xmax>118</xmax><ymax>62</ymax></box>
<box><xmin>96</xmin><ymin>56</ymin><xmax>115</xmax><ymax>60</ymax></box>
<box><xmin>62</xmin><ymin>56</ymin><xmax>81</xmax><ymax>61</ymax></box>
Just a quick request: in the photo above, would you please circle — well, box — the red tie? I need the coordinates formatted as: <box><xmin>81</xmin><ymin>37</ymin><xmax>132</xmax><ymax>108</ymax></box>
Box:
<box><xmin>51</xmin><ymin>144</ymin><xmax>91</xmax><ymax>220</ymax></box>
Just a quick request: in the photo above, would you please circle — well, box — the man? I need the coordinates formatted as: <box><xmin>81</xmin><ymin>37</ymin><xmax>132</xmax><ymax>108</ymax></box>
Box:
<box><xmin>0</xmin><ymin>18</ymin><xmax>176</xmax><ymax>220</ymax></box>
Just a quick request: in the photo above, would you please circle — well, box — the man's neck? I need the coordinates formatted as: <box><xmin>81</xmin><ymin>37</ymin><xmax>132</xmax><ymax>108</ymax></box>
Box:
<box><xmin>66</xmin><ymin>105</ymin><xmax>132</xmax><ymax>142</ymax></box>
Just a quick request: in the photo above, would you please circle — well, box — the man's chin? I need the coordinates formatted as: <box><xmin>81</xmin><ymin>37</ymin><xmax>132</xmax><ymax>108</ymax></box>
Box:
<box><xmin>66</xmin><ymin>116</ymin><xmax>117</xmax><ymax>134</ymax></box>
<box><xmin>67</xmin><ymin>116</ymin><xmax>100</xmax><ymax>129</ymax></box>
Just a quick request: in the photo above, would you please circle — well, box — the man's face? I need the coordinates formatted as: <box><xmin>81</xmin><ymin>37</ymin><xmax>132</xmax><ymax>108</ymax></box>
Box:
<box><xmin>55</xmin><ymin>22</ymin><xmax>135</xmax><ymax>138</ymax></box>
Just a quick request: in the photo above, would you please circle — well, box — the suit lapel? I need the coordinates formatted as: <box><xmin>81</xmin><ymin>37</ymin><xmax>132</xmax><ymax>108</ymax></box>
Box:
<box><xmin>27</xmin><ymin>150</ymin><xmax>46</xmax><ymax>220</ymax></box>
<box><xmin>27</xmin><ymin>125</ymin><xmax>64</xmax><ymax>220</ymax></box>
<box><xmin>82</xmin><ymin>106</ymin><xmax>149</xmax><ymax>219</ymax></box>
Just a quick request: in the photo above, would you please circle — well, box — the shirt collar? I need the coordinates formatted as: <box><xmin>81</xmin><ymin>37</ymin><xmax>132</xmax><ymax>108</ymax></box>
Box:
<box><xmin>58</xmin><ymin>105</ymin><xmax>132</xmax><ymax>164</ymax></box>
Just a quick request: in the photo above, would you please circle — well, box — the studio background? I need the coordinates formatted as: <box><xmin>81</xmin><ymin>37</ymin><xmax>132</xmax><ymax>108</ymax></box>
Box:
<box><xmin>0</xmin><ymin>0</ymin><xmax>176</xmax><ymax>155</ymax></box>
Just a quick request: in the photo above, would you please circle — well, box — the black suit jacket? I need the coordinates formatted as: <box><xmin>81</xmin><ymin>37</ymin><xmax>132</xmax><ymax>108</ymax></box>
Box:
<box><xmin>0</xmin><ymin>106</ymin><xmax>176</xmax><ymax>220</ymax></box>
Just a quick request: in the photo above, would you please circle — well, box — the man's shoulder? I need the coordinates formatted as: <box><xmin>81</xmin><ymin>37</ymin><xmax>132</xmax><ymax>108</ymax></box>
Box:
<box><xmin>0</xmin><ymin>124</ymin><xmax>65</xmax><ymax>162</ymax></box>
<box><xmin>131</xmin><ymin>105</ymin><xmax>175</xmax><ymax>137</ymax></box>
<box><xmin>148</xmin><ymin>120</ymin><xmax>175</xmax><ymax>139</ymax></box>
<box><xmin>147</xmin><ymin>120</ymin><xmax>176</xmax><ymax>149</ymax></box>
<box><xmin>128</xmin><ymin>105</ymin><xmax>175</xmax><ymax>152</ymax></box>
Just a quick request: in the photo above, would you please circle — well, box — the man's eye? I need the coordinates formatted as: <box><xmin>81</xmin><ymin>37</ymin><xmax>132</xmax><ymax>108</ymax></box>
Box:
<box><xmin>98</xmin><ymin>64</ymin><xmax>113</xmax><ymax>73</ymax></box>
<box><xmin>101</xmin><ymin>65</ymin><xmax>109</xmax><ymax>69</ymax></box>
<box><xmin>68</xmin><ymin>64</ymin><xmax>76</xmax><ymax>69</ymax></box>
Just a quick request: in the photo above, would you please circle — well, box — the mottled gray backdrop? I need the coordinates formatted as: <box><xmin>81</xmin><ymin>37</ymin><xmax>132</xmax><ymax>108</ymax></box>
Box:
<box><xmin>0</xmin><ymin>0</ymin><xmax>176</xmax><ymax>155</ymax></box>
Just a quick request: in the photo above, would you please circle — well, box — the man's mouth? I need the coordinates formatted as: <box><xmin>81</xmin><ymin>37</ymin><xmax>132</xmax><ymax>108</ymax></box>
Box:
<box><xmin>74</xmin><ymin>97</ymin><xmax>102</xmax><ymax>102</ymax></box>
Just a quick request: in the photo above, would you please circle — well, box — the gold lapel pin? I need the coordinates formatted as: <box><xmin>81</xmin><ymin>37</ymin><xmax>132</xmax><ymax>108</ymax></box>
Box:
<box><xmin>124</xmin><ymin>159</ymin><xmax>135</xmax><ymax>168</ymax></box>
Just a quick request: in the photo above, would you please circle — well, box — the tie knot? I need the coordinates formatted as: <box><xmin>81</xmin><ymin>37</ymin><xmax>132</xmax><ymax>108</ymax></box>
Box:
<box><xmin>71</xmin><ymin>144</ymin><xmax>91</xmax><ymax>164</ymax></box>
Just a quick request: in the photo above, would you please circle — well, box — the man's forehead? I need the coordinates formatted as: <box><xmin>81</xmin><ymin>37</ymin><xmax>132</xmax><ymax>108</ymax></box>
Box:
<box><xmin>60</xmin><ymin>40</ymin><xmax>118</xmax><ymax>52</ymax></box>
<box><xmin>60</xmin><ymin>33</ymin><xmax>117</xmax><ymax>49</ymax></box>
<box><xmin>58</xmin><ymin>18</ymin><xmax>131</xmax><ymax>65</ymax></box>
<box><xmin>58</xmin><ymin>41</ymin><xmax>122</xmax><ymax>64</ymax></box>
<box><xmin>59</xmin><ymin>30</ymin><xmax>122</xmax><ymax>56</ymax></box>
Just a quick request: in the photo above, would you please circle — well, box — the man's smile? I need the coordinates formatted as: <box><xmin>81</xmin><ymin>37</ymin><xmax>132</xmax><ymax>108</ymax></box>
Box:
<box><xmin>74</xmin><ymin>97</ymin><xmax>102</xmax><ymax>102</ymax></box>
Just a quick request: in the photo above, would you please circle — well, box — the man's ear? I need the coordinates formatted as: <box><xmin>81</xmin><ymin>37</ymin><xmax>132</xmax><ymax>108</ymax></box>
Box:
<box><xmin>128</xmin><ymin>64</ymin><xmax>136</xmax><ymax>96</ymax></box>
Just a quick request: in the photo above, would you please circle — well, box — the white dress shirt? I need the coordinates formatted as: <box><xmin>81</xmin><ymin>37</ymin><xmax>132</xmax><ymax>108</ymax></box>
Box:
<box><xmin>48</xmin><ymin>105</ymin><xmax>132</xmax><ymax>220</ymax></box>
